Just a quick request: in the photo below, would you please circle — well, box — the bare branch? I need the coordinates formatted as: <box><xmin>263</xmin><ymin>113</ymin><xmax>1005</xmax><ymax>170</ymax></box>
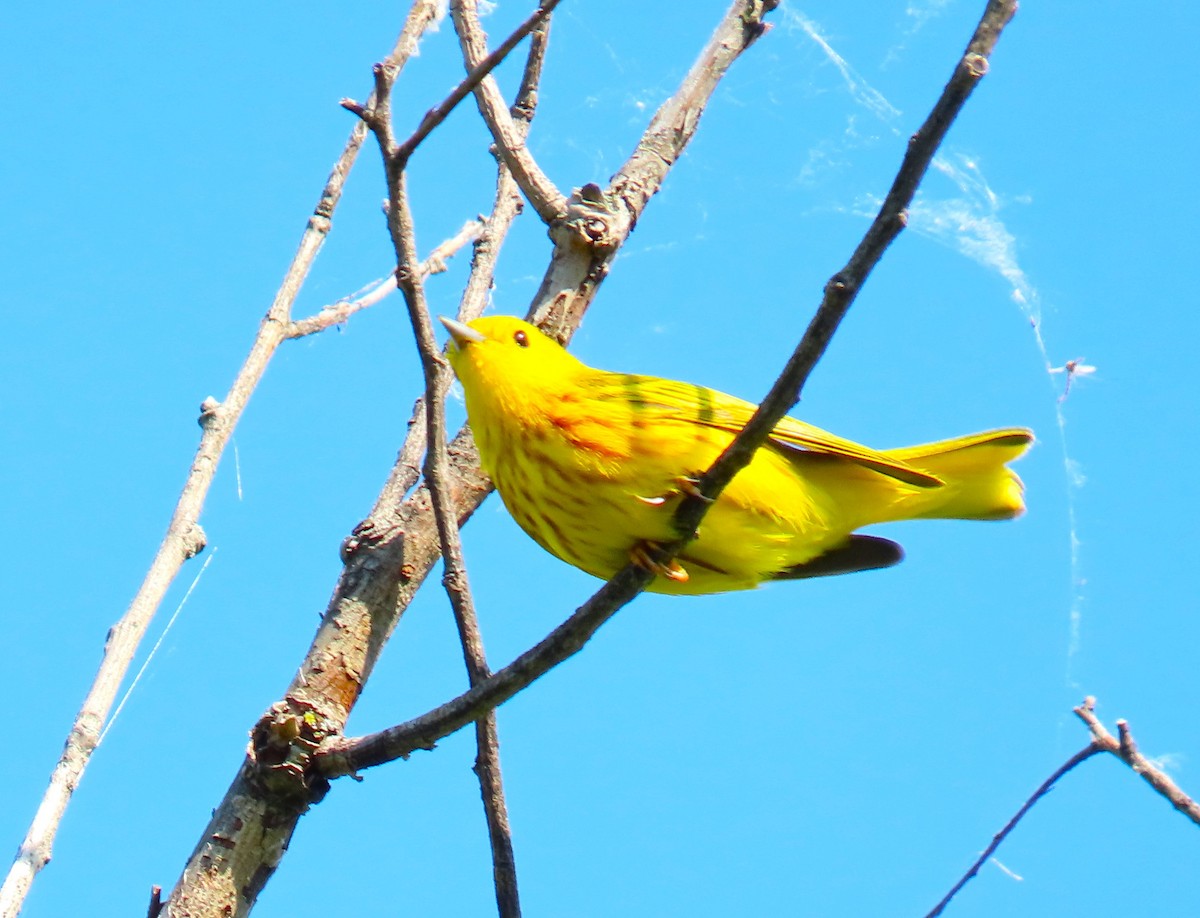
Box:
<box><xmin>141</xmin><ymin>6</ymin><xmax>465</xmax><ymax>916</ymax></box>
<box><xmin>525</xmin><ymin>0</ymin><xmax>780</xmax><ymax>340</ymax></box>
<box><xmin>285</xmin><ymin>219</ymin><xmax>484</xmax><ymax>338</ymax></box>
<box><xmin>159</xmin><ymin>8</ymin><xmax>561</xmax><ymax>915</ymax></box>
<box><xmin>608</xmin><ymin>0</ymin><xmax>779</xmax><ymax>221</ymax></box>
<box><xmin>930</xmin><ymin>695</ymin><xmax>1200</xmax><ymax>915</ymax></box>
<box><xmin>452</xmin><ymin>0</ymin><xmax>568</xmax><ymax>224</ymax></box>
<box><xmin>1074</xmin><ymin>697</ymin><xmax>1200</xmax><ymax>825</ymax></box>
<box><xmin>384</xmin><ymin>151</ymin><xmax>524</xmax><ymax>915</ymax></box>
<box><xmin>510</xmin><ymin>10</ymin><xmax>551</xmax><ymax>127</ymax></box>
<box><xmin>345</xmin><ymin>0</ymin><xmax>560</xmax><ymax>169</ymax></box>
<box><xmin>925</xmin><ymin>744</ymin><xmax>1102</xmax><ymax>918</ymax></box>
<box><xmin>355</xmin><ymin>32</ymin><xmax>561</xmax><ymax>907</ymax></box>
<box><xmin>161</xmin><ymin>0</ymin><xmax>821</xmax><ymax>911</ymax></box>
<box><xmin>147</xmin><ymin>885</ymin><xmax>163</xmax><ymax>918</ymax></box>
<box><xmin>316</xmin><ymin>562</ymin><xmax>654</xmax><ymax>773</ymax></box>
<box><xmin>393</xmin><ymin>0</ymin><xmax>561</xmax><ymax>169</ymax></box>
<box><xmin>324</xmin><ymin>0</ymin><xmax>782</xmax><ymax>767</ymax></box>
<box><xmin>451</xmin><ymin>33</ymin><xmax>554</xmax><ymax>917</ymax></box>
<box><xmin>0</xmin><ymin>8</ymin><xmax>450</xmax><ymax>915</ymax></box>
<box><xmin>376</xmin><ymin>22</ymin><xmax>561</xmax><ymax>909</ymax></box>
<box><xmin>315</xmin><ymin>0</ymin><xmax>1018</xmax><ymax>777</ymax></box>
<box><xmin>354</xmin><ymin>158</ymin><xmax>526</xmax><ymax>527</ymax></box>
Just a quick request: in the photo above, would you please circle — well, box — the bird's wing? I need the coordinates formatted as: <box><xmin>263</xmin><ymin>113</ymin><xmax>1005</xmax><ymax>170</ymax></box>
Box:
<box><xmin>593</xmin><ymin>374</ymin><xmax>942</xmax><ymax>488</ymax></box>
<box><xmin>766</xmin><ymin>414</ymin><xmax>943</xmax><ymax>487</ymax></box>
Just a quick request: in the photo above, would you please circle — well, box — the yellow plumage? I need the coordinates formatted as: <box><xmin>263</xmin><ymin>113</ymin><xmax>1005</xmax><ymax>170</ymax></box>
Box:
<box><xmin>442</xmin><ymin>315</ymin><xmax>1031</xmax><ymax>595</ymax></box>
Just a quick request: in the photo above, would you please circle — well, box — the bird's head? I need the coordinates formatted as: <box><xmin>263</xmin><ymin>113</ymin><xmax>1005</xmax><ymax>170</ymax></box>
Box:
<box><xmin>440</xmin><ymin>315</ymin><xmax>586</xmax><ymax>417</ymax></box>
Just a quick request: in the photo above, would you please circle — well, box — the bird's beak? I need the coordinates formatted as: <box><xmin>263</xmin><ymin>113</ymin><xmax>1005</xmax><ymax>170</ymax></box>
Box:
<box><xmin>439</xmin><ymin>315</ymin><xmax>486</xmax><ymax>347</ymax></box>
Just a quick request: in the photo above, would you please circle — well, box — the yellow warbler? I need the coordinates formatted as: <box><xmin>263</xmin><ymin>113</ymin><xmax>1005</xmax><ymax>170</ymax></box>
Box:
<box><xmin>442</xmin><ymin>315</ymin><xmax>1031</xmax><ymax>596</ymax></box>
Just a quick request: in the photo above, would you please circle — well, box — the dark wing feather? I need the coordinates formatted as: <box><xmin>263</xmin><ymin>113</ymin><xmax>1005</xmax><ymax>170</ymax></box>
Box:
<box><xmin>772</xmin><ymin>535</ymin><xmax>904</xmax><ymax>580</ymax></box>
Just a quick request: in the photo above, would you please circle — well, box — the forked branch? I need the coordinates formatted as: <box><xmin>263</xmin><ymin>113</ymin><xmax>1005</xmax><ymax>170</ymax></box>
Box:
<box><xmin>1074</xmin><ymin>697</ymin><xmax>1200</xmax><ymax>824</ymax></box>
<box><xmin>452</xmin><ymin>0</ymin><xmax>568</xmax><ymax>223</ymax></box>
<box><xmin>928</xmin><ymin>696</ymin><xmax>1200</xmax><ymax>917</ymax></box>
<box><xmin>286</xmin><ymin>219</ymin><xmax>484</xmax><ymax>338</ymax></box>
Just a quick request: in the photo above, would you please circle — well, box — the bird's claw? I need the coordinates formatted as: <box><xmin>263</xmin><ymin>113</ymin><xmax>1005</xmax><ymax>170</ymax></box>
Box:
<box><xmin>633</xmin><ymin>475</ymin><xmax>712</xmax><ymax>508</ymax></box>
<box><xmin>675</xmin><ymin>474</ymin><xmax>713</xmax><ymax>502</ymax></box>
<box><xmin>630</xmin><ymin>542</ymin><xmax>689</xmax><ymax>583</ymax></box>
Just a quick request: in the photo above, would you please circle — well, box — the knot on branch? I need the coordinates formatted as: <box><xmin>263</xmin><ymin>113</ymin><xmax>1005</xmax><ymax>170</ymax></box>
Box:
<box><xmin>741</xmin><ymin>0</ymin><xmax>781</xmax><ymax>40</ymax></box>
<box><xmin>962</xmin><ymin>52</ymin><xmax>989</xmax><ymax>78</ymax></box>
<box><xmin>340</xmin><ymin>516</ymin><xmax>400</xmax><ymax>567</ymax></box>
<box><xmin>394</xmin><ymin>262</ymin><xmax>417</xmax><ymax>288</ymax></box>
<box><xmin>823</xmin><ymin>273</ymin><xmax>856</xmax><ymax>301</ymax></box>
<box><xmin>306</xmin><ymin>213</ymin><xmax>333</xmax><ymax>236</ymax></box>
<box><xmin>250</xmin><ymin>701</ymin><xmax>336</xmax><ymax>806</ymax></box>
<box><xmin>551</xmin><ymin>183</ymin><xmax>622</xmax><ymax>253</ymax></box>
<box><xmin>182</xmin><ymin>523</ymin><xmax>207</xmax><ymax>560</ymax></box>
<box><xmin>197</xmin><ymin>396</ymin><xmax>222</xmax><ymax>429</ymax></box>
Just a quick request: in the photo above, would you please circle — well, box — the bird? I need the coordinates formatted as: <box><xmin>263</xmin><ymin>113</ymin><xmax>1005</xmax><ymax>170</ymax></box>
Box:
<box><xmin>440</xmin><ymin>314</ymin><xmax>1032</xmax><ymax>596</ymax></box>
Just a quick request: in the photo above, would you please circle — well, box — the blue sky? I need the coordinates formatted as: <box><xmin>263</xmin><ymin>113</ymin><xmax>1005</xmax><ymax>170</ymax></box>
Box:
<box><xmin>4</xmin><ymin>1</ymin><xmax>1198</xmax><ymax>915</ymax></box>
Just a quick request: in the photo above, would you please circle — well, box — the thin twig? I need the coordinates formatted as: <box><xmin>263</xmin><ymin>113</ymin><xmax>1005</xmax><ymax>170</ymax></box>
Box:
<box><xmin>929</xmin><ymin>695</ymin><xmax>1200</xmax><ymax>915</ymax></box>
<box><xmin>146</xmin><ymin>885</ymin><xmax>163</xmax><ymax>918</ymax></box>
<box><xmin>286</xmin><ymin>219</ymin><xmax>484</xmax><ymax>338</ymax></box>
<box><xmin>0</xmin><ymin>9</ymin><xmax>448</xmax><ymax>916</ymax></box>
<box><xmin>385</xmin><ymin>159</ymin><xmax>524</xmax><ymax>917</ymax></box>
<box><xmin>370</xmin><ymin>20</ymin><xmax>550</xmax><ymax>503</ymax></box>
<box><xmin>925</xmin><ymin>744</ymin><xmax>1101</xmax><ymax>918</ymax></box>
<box><xmin>448</xmin><ymin>25</ymin><xmax>555</xmax><ymax>917</ymax></box>
<box><xmin>345</xmin><ymin>0</ymin><xmax>562</xmax><ymax>170</ymax></box>
<box><xmin>452</xmin><ymin>0</ymin><xmax>568</xmax><ymax>224</ymax></box>
<box><xmin>371</xmin><ymin>18</ymin><xmax>560</xmax><ymax>911</ymax></box>
<box><xmin>317</xmin><ymin>562</ymin><xmax>656</xmax><ymax>773</ymax></box>
<box><xmin>1074</xmin><ymin>697</ymin><xmax>1200</xmax><ymax>825</ymax></box>
<box><xmin>397</xmin><ymin>0</ymin><xmax>560</xmax><ymax>168</ymax></box>
<box><xmin>315</xmin><ymin>0</ymin><xmax>1017</xmax><ymax>777</ymax></box>
<box><xmin>358</xmin><ymin>123</ymin><xmax>530</xmax><ymax>520</ymax></box>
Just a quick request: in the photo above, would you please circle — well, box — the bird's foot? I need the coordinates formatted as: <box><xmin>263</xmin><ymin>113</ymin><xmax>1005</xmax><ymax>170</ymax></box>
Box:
<box><xmin>675</xmin><ymin>474</ymin><xmax>713</xmax><ymax>502</ymax></box>
<box><xmin>633</xmin><ymin>474</ymin><xmax>712</xmax><ymax>508</ymax></box>
<box><xmin>630</xmin><ymin>541</ymin><xmax>689</xmax><ymax>583</ymax></box>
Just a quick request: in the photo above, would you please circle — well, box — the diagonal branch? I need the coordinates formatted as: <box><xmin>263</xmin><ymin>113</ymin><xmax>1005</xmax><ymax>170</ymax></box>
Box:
<box><xmin>444</xmin><ymin>28</ymin><xmax>553</xmax><ymax>917</ymax></box>
<box><xmin>285</xmin><ymin>219</ymin><xmax>484</xmax><ymax>338</ymax></box>
<box><xmin>157</xmin><ymin>7</ymin><xmax>564</xmax><ymax>916</ymax></box>
<box><xmin>925</xmin><ymin>743</ymin><xmax>1101</xmax><ymax>918</ymax></box>
<box><xmin>671</xmin><ymin>0</ymin><xmax>1016</xmax><ymax>532</ymax></box>
<box><xmin>315</xmin><ymin>0</ymin><xmax>1019</xmax><ymax>778</ymax></box>
<box><xmin>380</xmin><ymin>126</ymin><xmax>525</xmax><ymax>918</ymax></box>
<box><xmin>452</xmin><ymin>0</ymin><xmax>567</xmax><ymax>224</ymax></box>
<box><xmin>397</xmin><ymin>0</ymin><xmax>561</xmax><ymax>168</ymax></box>
<box><xmin>344</xmin><ymin>0</ymin><xmax>562</xmax><ymax>170</ymax></box>
<box><xmin>0</xmin><ymin>7</ymin><xmax>449</xmax><ymax>917</ymax></box>
<box><xmin>929</xmin><ymin>695</ymin><xmax>1200</xmax><ymax>916</ymax></box>
<box><xmin>525</xmin><ymin>0</ymin><xmax>780</xmax><ymax>342</ymax></box>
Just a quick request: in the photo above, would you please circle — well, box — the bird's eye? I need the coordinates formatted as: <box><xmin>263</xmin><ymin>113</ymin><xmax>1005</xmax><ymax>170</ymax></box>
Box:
<box><xmin>514</xmin><ymin>330</ymin><xmax>529</xmax><ymax>348</ymax></box>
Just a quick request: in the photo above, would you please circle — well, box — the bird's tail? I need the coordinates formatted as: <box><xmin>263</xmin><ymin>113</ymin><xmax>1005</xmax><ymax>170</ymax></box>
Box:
<box><xmin>884</xmin><ymin>428</ymin><xmax>1033</xmax><ymax>521</ymax></box>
